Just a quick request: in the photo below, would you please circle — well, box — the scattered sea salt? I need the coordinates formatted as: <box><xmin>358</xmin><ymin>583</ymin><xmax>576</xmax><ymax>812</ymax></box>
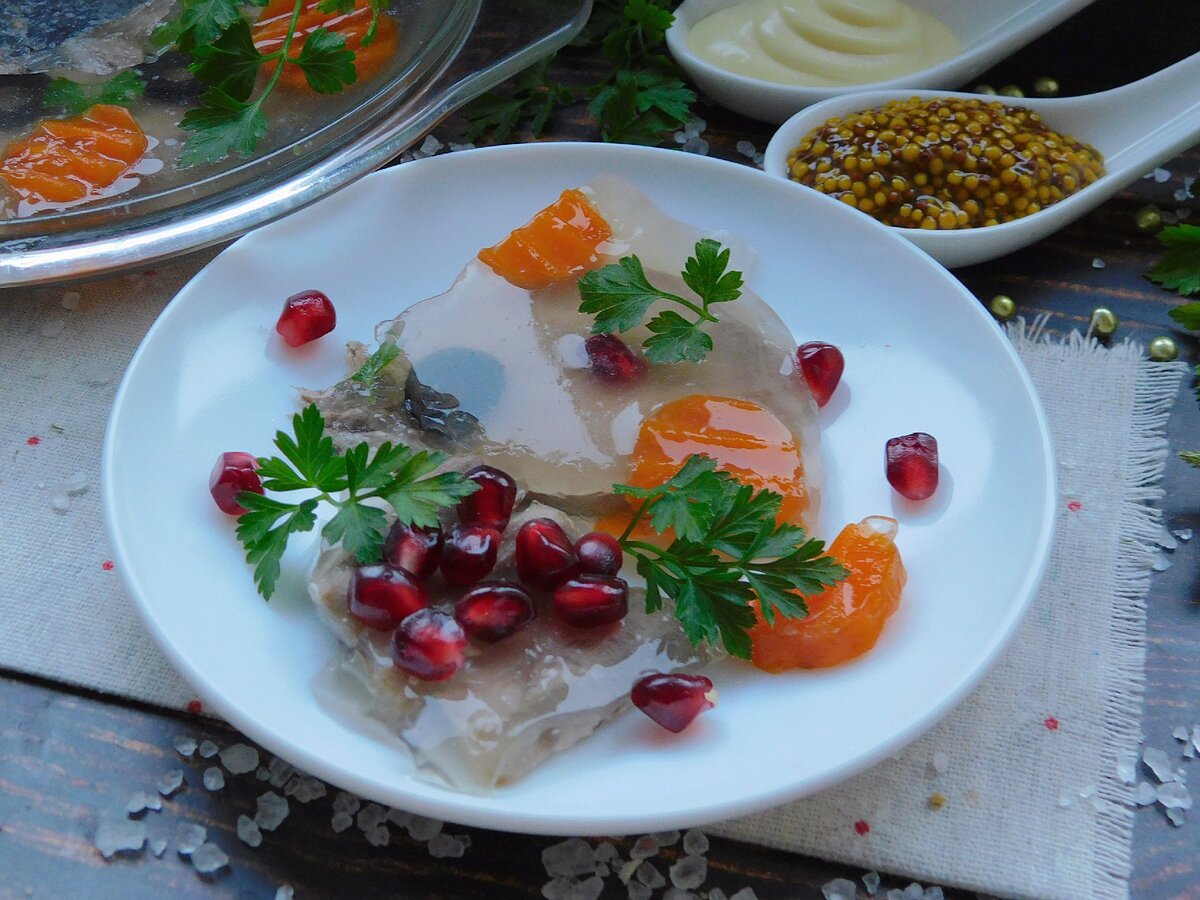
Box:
<box><xmin>175</xmin><ymin>822</ymin><xmax>207</xmax><ymax>855</ymax></box>
<box><xmin>931</xmin><ymin>750</ymin><xmax>950</xmax><ymax>774</ymax></box>
<box><xmin>1151</xmin><ymin>551</ymin><xmax>1172</xmax><ymax>572</ymax></box>
<box><xmin>364</xmin><ymin>824</ymin><xmax>389</xmax><ymax>847</ymax></box>
<box><xmin>126</xmin><ymin>791</ymin><xmax>158</xmax><ymax>815</ymax></box>
<box><xmin>680</xmin><ymin>136</ymin><xmax>709</xmax><ymax>155</ymax></box>
<box><xmin>198</xmin><ymin>740</ymin><xmax>219</xmax><ymax>758</ymax></box>
<box><xmin>1166</xmin><ymin>807</ymin><xmax>1187</xmax><ymax>826</ymax></box>
<box><xmin>904</xmin><ymin>882</ymin><xmax>925</xmax><ymax>899</ymax></box>
<box><xmin>386</xmin><ymin>807</ymin><xmax>411</xmax><ymax>828</ymax></box>
<box><xmin>220</xmin><ymin>743</ymin><xmax>259</xmax><ymax>775</ymax></box>
<box><xmin>729</xmin><ymin>889</ymin><xmax>759</xmax><ymax>900</ymax></box>
<box><xmin>1193</xmin><ymin>725</ymin><xmax>1200</xmax><ymax>753</ymax></box>
<box><xmin>669</xmin><ymin>855</ymin><xmax>707</xmax><ymax>890</ymax></box>
<box><xmin>1157</xmin><ymin>781</ymin><xmax>1193</xmax><ymax>809</ymax></box>
<box><xmin>926</xmin><ymin>888</ymin><xmax>945</xmax><ymax>900</ymax></box>
<box><xmin>290</xmin><ymin>775</ymin><xmax>326</xmax><ymax>803</ymax></box>
<box><xmin>1173</xmin><ymin>725</ymin><xmax>1190</xmax><ymax>742</ymax></box>
<box><xmin>419</xmin><ymin>135</ymin><xmax>443</xmax><ymax>155</ymax></box>
<box><xmin>50</xmin><ymin>492</ymin><xmax>70</xmax><ymax>513</ymax></box>
<box><xmin>708</xmin><ymin>890</ymin><xmax>728</xmax><ymax>900</ymax></box>
<box><xmin>682</xmin><ymin>829</ymin><xmax>709</xmax><ymax>855</ymax></box>
<box><xmin>1134</xmin><ymin>781</ymin><xmax>1158</xmax><ymax>806</ymax></box>
<box><xmin>95</xmin><ymin>819</ymin><xmax>147</xmax><ymax>858</ymax></box>
<box><xmin>1149</xmin><ymin>167</ymin><xmax>1171</xmax><ymax>183</ymax></box>
<box><xmin>356</xmin><ymin>802</ymin><xmax>387</xmax><ymax>832</ymax></box>
<box><xmin>663</xmin><ymin>890</ymin><xmax>698</xmax><ymax>900</ymax></box>
<box><xmin>332</xmin><ymin>791</ymin><xmax>361</xmax><ymax>814</ymax></box>
<box><xmin>618</xmin><ymin>859</ymin><xmax>640</xmax><ymax>884</ymax></box>
<box><xmin>864</xmin><ymin>871</ymin><xmax>882</xmax><ymax>894</ymax></box>
<box><xmin>256</xmin><ymin>768</ymin><xmax>270</xmax><ymax>781</ymax></box>
<box><xmin>594</xmin><ymin>841</ymin><xmax>620</xmax><ymax>865</ymax></box>
<box><xmin>150</xmin><ymin>837</ymin><xmax>167</xmax><ymax>858</ymax></box>
<box><xmin>428</xmin><ymin>832</ymin><xmax>467</xmax><ymax>858</ymax></box>
<box><xmin>1057</xmin><ymin>789</ymin><xmax>1075</xmax><ymax>808</ymax></box>
<box><xmin>1117</xmin><ymin>753</ymin><xmax>1139</xmax><ymax>785</ymax></box>
<box><xmin>157</xmin><ymin>770</ymin><xmax>184</xmax><ymax>797</ymax></box>
<box><xmin>636</xmin><ymin>861</ymin><xmax>666</xmax><ymax>888</ymax></box>
<box><xmin>41</xmin><ymin>318</ymin><xmax>66</xmax><ymax>338</ymax></box>
<box><xmin>542</xmin><ymin>877</ymin><xmax>574</xmax><ymax>900</ymax></box>
<box><xmin>627</xmin><ymin>883</ymin><xmax>653</xmax><ymax>900</ymax></box>
<box><xmin>202</xmin><ymin>767</ymin><xmax>225</xmax><ymax>791</ymax></box>
<box><xmin>1173</xmin><ymin>528</ymin><xmax>1193</xmax><ymax>542</ymax></box>
<box><xmin>255</xmin><ymin>791</ymin><xmax>290</xmax><ymax>831</ymax></box>
<box><xmin>1185</xmin><ymin>743</ymin><xmax>1197</xmax><ymax>760</ymax></box>
<box><xmin>630</xmin><ymin>835</ymin><xmax>658</xmax><ymax>859</ymax></box>
<box><xmin>567</xmin><ymin>876</ymin><xmax>605</xmax><ymax>900</ymax></box>
<box><xmin>543</xmin><ymin>838</ymin><xmax>596</xmax><ymax>878</ymax></box>
<box><xmin>1092</xmin><ymin>257</ymin><xmax>1106</xmax><ymax>269</ymax></box>
<box><xmin>822</xmin><ymin>877</ymin><xmax>858</xmax><ymax>900</ymax></box>
<box><xmin>237</xmin><ymin>815</ymin><xmax>263</xmax><ymax>847</ymax></box>
<box><xmin>1144</xmin><ymin>747</ymin><xmax>1176</xmax><ymax>782</ymax></box>
<box><xmin>406</xmin><ymin>814</ymin><xmax>442</xmax><ymax>842</ymax></box>
<box><xmin>736</xmin><ymin>140</ymin><xmax>758</xmax><ymax>158</ymax></box>
<box><xmin>275</xmin><ymin>887</ymin><xmax>294</xmax><ymax>900</ymax></box>
<box><xmin>268</xmin><ymin>757</ymin><xmax>296</xmax><ymax>788</ymax></box>
<box><xmin>191</xmin><ymin>842</ymin><xmax>229</xmax><ymax>874</ymax></box>
<box><xmin>330</xmin><ymin>811</ymin><xmax>353</xmax><ymax>833</ymax></box>
<box><xmin>61</xmin><ymin>291</ymin><xmax>81</xmax><ymax>310</ymax></box>
<box><xmin>653</xmin><ymin>830</ymin><xmax>681</xmax><ymax>847</ymax></box>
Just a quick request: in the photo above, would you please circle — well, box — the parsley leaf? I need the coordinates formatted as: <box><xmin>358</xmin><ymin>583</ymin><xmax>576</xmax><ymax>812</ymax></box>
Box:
<box><xmin>461</xmin><ymin>55</ymin><xmax>576</xmax><ymax>144</ymax></box>
<box><xmin>295</xmin><ymin>27</ymin><xmax>357</xmax><ymax>93</ymax></box>
<box><xmin>578</xmin><ymin>239</ymin><xmax>744</xmax><ymax>364</ymax></box>
<box><xmin>1169</xmin><ymin>302</ymin><xmax>1200</xmax><ymax>330</ymax></box>
<box><xmin>231</xmin><ymin>404</ymin><xmax>476</xmax><ymax>599</ymax></box>
<box><xmin>178</xmin><ymin>0</ymin><xmax>244</xmax><ymax>52</ymax></box>
<box><xmin>188</xmin><ymin>19</ymin><xmax>264</xmax><ymax>101</ymax></box>
<box><xmin>1150</xmin><ymin>224</ymin><xmax>1200</xmax><ymax>296</ymax></box>
<box><xmin>179</xmin><ymin>88</ymin><xmax>268</xmax><ymax>166</ymax></box>
<box><xmin>589</xmin><ymin>67</ymin><xmax>694</xmax><ymax>145</ymax></box>
<box><xmin>615</xmin><ymin>454</ymin><xmax>846</xmax><ymax>658</ymax></box>
<box><xmin>43</xmin><ymin>71</ymin><xmax>146</xmax><ymax>115</ymax></box>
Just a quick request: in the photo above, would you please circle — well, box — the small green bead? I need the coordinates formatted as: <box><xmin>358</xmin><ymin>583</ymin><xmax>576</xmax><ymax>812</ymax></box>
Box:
<box><xmin>1149</xmin><ymin>336</ymin><xmax>1179</xmax><ymax>361</ymax></box>
<box><xmin>1033</xmin><ymin>76</ymin><xmax>1060</xmax><ymax>97</ymax></box>
<box><xmin>988</xmin><ymin>294</ymin><xmax>1016</xmax><ymax>321</ymax></box>
<box><xmin>973</xmin><ymin>84</ymin><xmax>997</xmax><ymax>95</ymax></box>
<box><xmin>1090</xmin><ymin>307</ymin><xmax>1119</xmax><ymax>337</ymax></box>
<box><xmin>1135</xmin><ymin>205</ymin><xmax>1163</xmax><ymax>234</ymax></box>
<box><xmin>998</xmin><ymin>84</ymin><xmax>1025</xmax><ymax>98</ymax></box>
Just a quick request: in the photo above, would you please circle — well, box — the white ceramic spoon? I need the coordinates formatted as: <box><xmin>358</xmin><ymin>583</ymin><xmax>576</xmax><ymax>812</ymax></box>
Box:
<box><xmin>763</xmin><ymin>51</ymin><xmax>1200</xmax><ymax>268</ymax></box>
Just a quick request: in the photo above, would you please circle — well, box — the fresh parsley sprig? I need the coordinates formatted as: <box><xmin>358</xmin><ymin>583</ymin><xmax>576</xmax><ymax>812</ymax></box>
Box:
<box><xmin>235</xmin><ymin>403</ymin><xmax>476</xmax><ymax>599</ymax></box>
<box><xmin>613</xmin><ymin>455</ymin><xmax>846</xmax><ymax>659</ymax></box>
<box><xmin>1155</xmin><ymin>224</ymin><xmax>1200</xmax><ymax>298</ymax></box>
<box><xmin>578</xmin><ymin>238</ymin><xmax>743</xmax><ymax>364</ymax></box>
<box><xmin>176</xmin><ymin>0</ymin><xmax>371</xmax><ymax>166</ymax></box>
<box><xmin>43</xmin><ymin>71</ymin><xmax>146</xmax><ymax>115</ymax></box>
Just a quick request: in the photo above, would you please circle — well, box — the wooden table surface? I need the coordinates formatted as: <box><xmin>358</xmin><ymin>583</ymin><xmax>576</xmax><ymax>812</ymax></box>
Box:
<box><xmin>3</xmin><ymin>1</ymin><xmax>1200</xmax><ymax>897</ymax></box>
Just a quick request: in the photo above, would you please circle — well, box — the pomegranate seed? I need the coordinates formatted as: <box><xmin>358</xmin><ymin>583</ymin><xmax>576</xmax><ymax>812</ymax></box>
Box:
<box><xmin>391</xmin><ymin>609</ymin><xmax>466</xmax><ymax>681</ymax></box>
<box><xmin>275</xmin><ymin>289</ymin><xmax>336</xmax><ymax>347</ymax></box>
<box><xmin>457</xmin><ymin>465</ymin><xmax>517</xmax><ymax>530</ymax></box>
<box><xmin>553</xmin><ymin>575</ymin><xmax>628</xmax><ymax>628</ymax></box>
<box><xmin>347</xmin><ymin>564</ymin><xmax>427</xmax><ymax>630</ymax></box>
<box><xmin>515</xmin><ymin>518</ymin><xmax>579</xmax><ymax>590</ymax></box>
<box><xmin>574</xmin><ymin>531</ymin><xmax>622</xmax><ymax>576</ymax></box>
<box><xmin>631</xmin><ymin>672</ymin><xmax>716</xmax><ymax>733</ymax></box>
<box><xmin>586</xmin><ymin>334</ymin><xmax>647</xmax><ymax>383</ymax></box>
<box><xmin>208</xmin><ymin>451</ymin><xmax>263</xmax><ymax>515</ymax></box>
<box><xmin>885</xmin><ymin>432</ymin><xmax>939</xmax><ymax>500</ymax></box>
<box><xmin>796</xmin><ymin>341</ymin><xmax>844</xmax><ymax>408</ymax></box>
<box><xmin>441</xmin><ymin>525</ymin><xmax>501</xmax><ymax>586</ymax></box>
<box><xmin>454</xmin><ymin>581</ymin><xmax>536</xmax><ymax>643</ymax></box>
<box><xmin>383</xmin><ymin>520</ymin><xmax>443</xmax><ymax>580</ymax></box>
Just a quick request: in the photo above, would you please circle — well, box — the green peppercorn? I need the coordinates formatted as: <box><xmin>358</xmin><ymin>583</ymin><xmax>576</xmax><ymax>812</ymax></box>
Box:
<box><xmin>1090</xmin><ymin>307</ymin><xmax>1119</xmax><ymax>337</ymax></box>
<box><xmin>998</xmin><ymin>84</ymin><xmax>1025</xmax><ymax>98</ymax></box>
<box><xmin>974</xmin><ymin>84</ymin><xmax>997</xmax><ymax>95</ymax></box>
<box><xmin>1033</xmin><ymin>76</ymin><xmax>1060</xmax><ymax>97</ymax></box>
<box><xmin>1135</xmin><ymin>205</ymin><xmax>1163</xmax><ymax>234</ymax></box>
<box><xmin>989</xmin><ymin>294</ymin><xmax>1016</xmax><ymax>321</ymax></box>
<box><xmin>1149</xmin><ymin>336</ymin><xmax>1179</xmax><ymax>361</ymax></box>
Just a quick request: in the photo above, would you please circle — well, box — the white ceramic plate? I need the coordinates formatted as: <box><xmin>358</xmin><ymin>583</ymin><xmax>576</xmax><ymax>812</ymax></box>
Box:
<box><xmin>103</xmin><ymin>143</ymin><xmax>1055</xmax><ymax>835</ymax></box>
<box><xmin>667</xmin><ymin>0</ymin><xmax>1096</xmax><ymax>123</ymax></box>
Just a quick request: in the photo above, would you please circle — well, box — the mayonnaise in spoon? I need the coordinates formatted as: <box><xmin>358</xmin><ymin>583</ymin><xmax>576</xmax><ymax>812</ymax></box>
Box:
<box><xmin>763</xmin><ymin>51</ymin><xmax>1200</xmax><ymax>268</ymax></box>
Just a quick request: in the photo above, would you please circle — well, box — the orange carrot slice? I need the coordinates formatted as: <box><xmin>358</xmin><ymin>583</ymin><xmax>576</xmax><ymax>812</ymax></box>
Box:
<box><xmin>478</xmin><ymin>189</ymin><xmax>614</xmax><ymax>290</ymax></box>
<box><xmin>254</xmin><ymin>0</ymin><xmax>399</xmax><ymax>92</ymax></box>
<box><xmin>0</xmin><ymin>104</ymin><xmax>148</xmax><ymax>207</ymax></box>
<box><xmin>750</xmin><ymin>516</ymin><xmax>906</xmax><ymax>671</ymax></box>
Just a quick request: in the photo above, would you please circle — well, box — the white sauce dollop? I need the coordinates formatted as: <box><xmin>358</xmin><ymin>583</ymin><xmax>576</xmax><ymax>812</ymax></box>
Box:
<box><xmin>686</xmin><ymin>0</ymin><xmax>959</xmax><ymax>87</ymax></box>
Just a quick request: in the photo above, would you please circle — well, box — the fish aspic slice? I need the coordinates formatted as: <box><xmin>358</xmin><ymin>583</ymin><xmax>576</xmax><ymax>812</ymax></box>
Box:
<box><xmin>309</xmin><ymin>502</ymin><xmax>711</xmax><ymax>791</ymax></box>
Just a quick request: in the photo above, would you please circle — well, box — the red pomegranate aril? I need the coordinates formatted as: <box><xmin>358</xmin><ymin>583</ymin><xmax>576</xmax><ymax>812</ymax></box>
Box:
<box><xmin>209</xmin><ymin>451</ymin><xmax>263</xmax><ymax>515</ymax></box>
<box><xmin>441</xmin><ymin>525</ymin><xmax>501</xmax><ymax>586</ymax></box>
<box><xmin>516</xmin><ymin>518</ymin><xmax>579</xmax><ymax>590</ymax></box>
<box><xmin>796</xmin><ymin>341</ymin><xmax>845</xmax><ymax>408</ymax></box>
<box><xmin>391</xmin><ymin>609</ymin><xmax>466</xmax><ymax>681</ymax></box>
<box><xmin>886</xmin><ymin>431</ymin><xmax>939</xmax><ymax>500</ymax></box>
<box><xmin>383</xmin><ymin>520</ymin><xmax>443</xmax><ymax>580</ymax></box>
<box><xmin>586</xmin><ymin>334</ymin><xmax>647</xmax><ymax>383</ymax></box>
<box><xmin>455</xmin><ymin>581</ymin><xmax>536</xmax><ymax>643</ymax></box>
<box><xmin>631</xmin><ymin>672</ymin><xmax>717</xmax><ymax>733</ymax></box>
<box><xmin>275</xmin><ymin>289</ymin><xmax>336</xmax><ymax>347</ymax></box>
<box><xmin>553</xmin><ymin>575</ymin><xmax>629</xmax><ymax>628</ymax></box>
<box><xmin>574</xmin><ymin>531</ymin><xmax>622</xmax><ymax>576</ymax></box>
<box><xmin>347</xmin><ymin>564</ymin><xmax>428</xmax><ymax>630</ymax></box>
<box><xmin>456</xmin><ymin>465</ymin><xmax>517</xmax><ymax>530</ymax></box>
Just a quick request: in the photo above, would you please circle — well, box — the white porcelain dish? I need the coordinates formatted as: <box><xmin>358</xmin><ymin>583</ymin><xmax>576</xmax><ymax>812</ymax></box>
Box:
<box><xmin>103</xmin><ymin>142</ymin><xmax>1055</xmax><ymax>834</ymax></box>
<box><xmin>666</xmin><ymin>0</ymin><xmax>1095</xmax><ymax>123</ymax></box>
<box><xmin>763</xmin><ymin>51</ymin><xmax>1200</xmax><ymax>267</ymax></box>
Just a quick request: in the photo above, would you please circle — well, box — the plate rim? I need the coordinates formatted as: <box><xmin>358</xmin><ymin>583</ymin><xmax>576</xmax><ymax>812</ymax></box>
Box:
<box><xmin>102</xmin><ymin>141</ymin><xmax>1057</xmax><ymax>834</ymax></box>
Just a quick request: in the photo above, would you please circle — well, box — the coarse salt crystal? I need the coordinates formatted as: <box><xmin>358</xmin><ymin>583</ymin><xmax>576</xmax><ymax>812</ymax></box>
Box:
<box><xmin>1173</xmin><ymin>725</ymin><xmax>1190</xmax><ymax>742</ymax></box>
<box><xmin>729</xmin><ymin>890</ymin><xmax>759</xmax><ymax>900</ymax></box>
<box><xmin>662</xmin><ymin>890</ymin><xmax>697</xmax><ymax>900</ymax></box>
<box><xmin>333</xmin><ymin>790</ymin><xmax>360</xmax><ymax>814</ymax></box>
<box><xmin>202</xmin><ymin>767</ymin><xmax>225</xmax><ymax>791</ymax></box>
<box><xmin>1166</xmin><ymin>807</ymin><xmax>1186</xmax><ymax>826</ymax></box>
<box><xmin>1154</xmin><ymin>167</ymin><xmax>1171</xmax><ymax>182</ymax></box>
<box><xmin>682</xmin><ymin>829</ymin><xmax>709</xmax><ymax>855</ymax></box>
<box><xmin>172</xmin><ymin>735</ymin><xmax>197</xmax><ymax>757</ymax></box>
<box><xmin>1092</xmin><ymin>257</ymin><xmax>1106</xmax><ymax>269</ymax></box>
<box><xmin>903</xmin><ymin>882</ymin><xmax>925</xmax><ymax>899</ymax></box>
<box><xmin>356</xmin><ymin>802</ymin><xmax>387</xmax><ymax>832</ymax></box>
<box><xmin>1117</xmin><ymin>753</ymin><xmax>1139</xmax><ymax>785</ymax></box>
<box><xmin>931</xmin><ymin>750</ymin><xmax>950</xmax><ymax>774</ymax></box>
<box><xmin>157</xmin><ymin>770</ymin><xmax>184</xmax><ymax>796</ymax></box>
<box><xmin>822</xmin><ymin>878</ymin><xmax>858</xmax><ymax>900</ymax></box>
<box><xmin>1173</xmin><ymin>528</ymin><xmax>1193</xmax><ymax>542</ymax></box>
<box><xmin>864</xmin><ymin>871</ymin><xmax>882</xmax><ymax>894</ymax></box>
<box><xmin>543</xmin><ymin>838</ymin><xmax>597</xmax><ymax>878</ymax></box>
<box><xmin>198</xmin><ymin>740</ymin><xmax>219</xmax><ymax>758</ymax></box>
<box><xmin>255</xmin><ymin>791</ymin><xmax>290</xmax><ymax>831</ymax></box>
<box><xmin>926</xmin><ymin>888</ymin><xmax>945</xmax><ymax>900</ymax></box>
<box><xmin>542</xmin><ymin>877</ymin><xmax>573</xmax><ymax>900</ymax></box>
<box><xmin>627</xmin><ymin>884</ymin><xmax>653</xmax><ymax>900</ymax></box>
<box><xmin>95</xmin><ymin>819</ymin><xmax>147</xmax><ymax>859</ymax></box>
<box><xmin>237</xmin><ymin>815</ymin><xmax>263</xmax><ymax>847</ymax></box>
<box><xmin>428</xmin><ymin>832</ymin><xmax>467</xmax><ymax>859</ymax></box>
<box><xmin>406</xmin><ymin>814</ymin><xmax>442</xmax><ymax>842</ymax></box>
<box><xmin>594</xmin><ymin>841</ymin><xmax>620</xmax><ymax>864</ymax></box>
<box><xmin>618</xmin><ymin>859</ymin><xmax>640</xmax><ymax>884</ymax></box>
<box><xmin>220</xmin><ymin>743</ymin><xmax>259</xmax><ymax>775</ymax></box>
<box><xmin>365</xmin><ymin>824</ymin><xmax>390</xmax><ymax>847</ymax></box>
<box><xmin>669</xmin><ymin>855</ymin><xmax>707</xmax><ymax>890</ymax></box>
<box><xmin>1057</xmin><ymin>789</ymin><xmax>1075</xmax><ymax>808</ymax></box>
<box><xmin>567</xmin><ymin>876</ymin><xmax>605</xmax><ymax>900</ymax></box>
<box><xmin>191</xmin><ymin>842</ymin><xmax>228</xmax><ymax>874</ymax></box>
<box><xmin>386</xmin><ymin>807</ymin><xmax>411</xmax><ymax>828</ymax></box>
<box><xmin>1157</xmin><ymin>781</ymin><xmax>1192</xmax><ymax>809</ymax></box>
<box><xmin>175</xmin><ymin>822</ymin><xmax>207</xmax><ymax>855</ymax></box>
<box><xmin>330</xmin><ymin>811</ymin><xmax>353</xmax><ymax>833</ymax></box>
<box><xmin>1134</xmin><ymin>781</ymin><xmax>1158</xmax><ymax>806</ymax></box>
<box><xmin>150</xmin><ymin>837</ymin><xmax>167</xmax><ymax>857</ymax></box>
<box><xmin>636</xmin><ymin>861</ymin><xmax>666</xmax><ymax>888</ymax></box>
<box><xmin>275</xmin><ymin>887</ymin><xmax>294</xmax><ymax>900</ymax></box>
<box><xmin>680</xmin><ymin>137</ymin><xmax>709</xmax><ymax>156</ymax></box>
<box><xmin>1144</xmin><ymin>747</ymin><xmax>1176</xmax><ymax>782</ymax></box>
<box><xmin>630</xmin><ymin>835</ymin><xmax>658</xmax><ymax>859</ymax></box>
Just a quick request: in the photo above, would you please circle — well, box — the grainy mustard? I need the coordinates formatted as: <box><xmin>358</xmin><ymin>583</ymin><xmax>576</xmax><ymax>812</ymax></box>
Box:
<box><xmin>786</xmin><ymin>96</ymin><xmax>1105</xmax><ymax>230</ymax></box>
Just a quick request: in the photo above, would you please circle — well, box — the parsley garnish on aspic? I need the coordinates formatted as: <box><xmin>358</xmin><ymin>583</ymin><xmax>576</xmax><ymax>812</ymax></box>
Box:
<box><xmin>613</xmin><ymin>455</ymin><xmax>847</xmax><ymax>659</ymax></box>
<box><xmin>234</xmin><ymin>404</ymin><xmax>477</xmax><ymax>599</ymax></box>
<box><xmin>1154</xmin><ymin>224</ymin><xmax>1200</xmax><ymax>299</ymax></box>
<box><xmin>578</xmin><ymin>238</ymin><xmax>743</xmax><ymax>364</ymax></box>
